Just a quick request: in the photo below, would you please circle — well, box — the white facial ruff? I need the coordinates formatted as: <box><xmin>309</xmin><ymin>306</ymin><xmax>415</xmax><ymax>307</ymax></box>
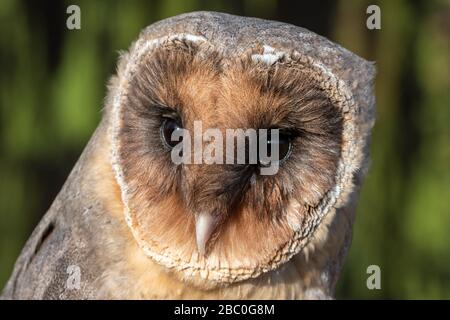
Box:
<box><xmin>109</xmin><ymin>34</ymin><xmax>361</xmax><ymax>286</ymax></box>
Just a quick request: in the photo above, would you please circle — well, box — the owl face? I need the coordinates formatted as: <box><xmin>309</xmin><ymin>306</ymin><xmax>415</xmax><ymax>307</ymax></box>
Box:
<box><xmin>110</xmin><ymin>31</ymin><xmax>364</xmax><ymax>286</ymax></box>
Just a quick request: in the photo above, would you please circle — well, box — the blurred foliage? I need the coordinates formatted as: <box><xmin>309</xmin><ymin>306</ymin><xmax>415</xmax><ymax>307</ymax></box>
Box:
<box><xmin>0</xmin><ymin>0</ymin><xmax>449</xmax><ymax>299</ymax></box>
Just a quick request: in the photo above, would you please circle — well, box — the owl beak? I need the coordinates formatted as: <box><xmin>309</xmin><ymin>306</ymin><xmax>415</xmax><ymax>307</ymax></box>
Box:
<box><xmin>195</xmin><ymin>212</ymin><xmax>218</xmax><ymax>256</ymax></box>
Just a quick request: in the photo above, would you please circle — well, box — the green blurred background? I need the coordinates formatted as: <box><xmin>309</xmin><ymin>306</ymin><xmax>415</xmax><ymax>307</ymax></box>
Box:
<box><xmin>0</xmin><ymin>0</ymin><xmax>449</xmax><ymax>299</ymax></box>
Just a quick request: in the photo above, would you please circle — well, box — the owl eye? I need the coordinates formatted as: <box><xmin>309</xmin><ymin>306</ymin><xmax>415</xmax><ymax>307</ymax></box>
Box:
<box><xmin>263</xmin><ymin>132</ymin><xmax>293</xmax><ymax>162</ymax></box>
<box><xmin>161</xmin><ymin>118</ymin><xmax>183</xmax><ymax>148</ymax></box>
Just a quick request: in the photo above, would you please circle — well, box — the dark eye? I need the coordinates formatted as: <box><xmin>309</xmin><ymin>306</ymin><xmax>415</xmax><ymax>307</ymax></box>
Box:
<box><xmin>277</xmin><ymin>133</ymin><xmax>292</xmax><ymax>161</ymax></box>
<box><xmin>161</xmin><ymin>118</ymin><xmax>182</xmax><ymax>148</ymax></box>
<box><xmin>265</xmin><ymin>131</ymin><xmax>292</xmax><ymax>162</ymax></box>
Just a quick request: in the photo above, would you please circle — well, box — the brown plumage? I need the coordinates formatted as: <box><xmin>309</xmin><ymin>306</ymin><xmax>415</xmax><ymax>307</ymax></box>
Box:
<box><xmin>1</xmin><ymin>12</ymin><xmax>375</xmax><ymax>299</ymax></box>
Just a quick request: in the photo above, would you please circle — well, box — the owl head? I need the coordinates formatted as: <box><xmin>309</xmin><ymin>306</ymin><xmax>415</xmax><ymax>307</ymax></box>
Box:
<box><xmin>108</xmin><ymin>12</ymin><xmax>375</xmax><ymax>287</ymax></box>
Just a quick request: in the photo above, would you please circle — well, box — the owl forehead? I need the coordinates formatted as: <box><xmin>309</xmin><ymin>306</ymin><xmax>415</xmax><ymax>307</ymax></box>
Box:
<box><xmin>126</xmin><ymin>34</ymin><xmax>326</xmax><ymax>129</ymax></box>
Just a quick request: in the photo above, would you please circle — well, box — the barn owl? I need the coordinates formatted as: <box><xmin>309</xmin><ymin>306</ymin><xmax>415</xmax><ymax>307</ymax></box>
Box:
<box><xmin>1</xmin><ymin>11</ymin><xmax>375</xmax><ymax>299</ymax></box>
